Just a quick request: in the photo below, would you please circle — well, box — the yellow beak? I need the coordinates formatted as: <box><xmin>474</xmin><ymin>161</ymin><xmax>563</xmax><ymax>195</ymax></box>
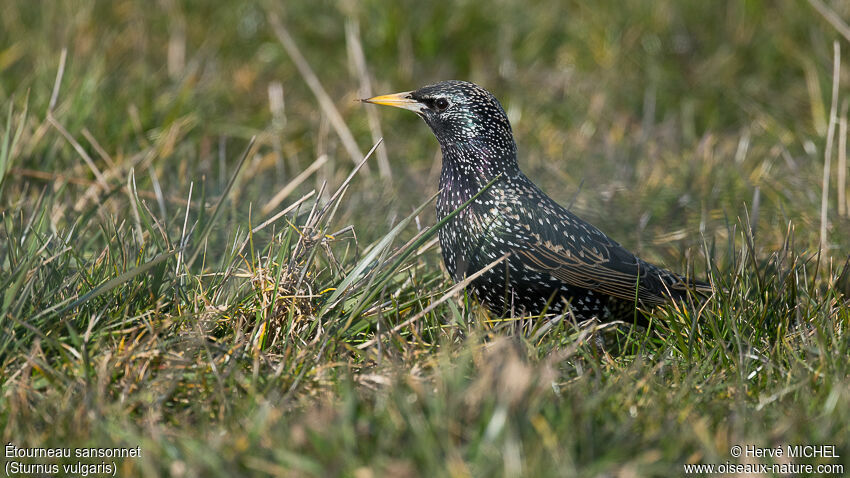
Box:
<box><xmin>361</xmin><ymin>91</ymin><xmax>425</xmax><ymax>113</ymax></box>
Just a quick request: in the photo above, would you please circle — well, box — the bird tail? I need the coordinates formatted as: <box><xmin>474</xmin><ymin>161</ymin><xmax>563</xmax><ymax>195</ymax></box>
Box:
<box><xmin>648</xmin><ymin>263</ymin><xmax>713</xmax><ymax>302</ymax></box>
<box><xmin>664</xmin><ymin>274</ymin><xmax>713</xmax><ymax>301</ymax></box>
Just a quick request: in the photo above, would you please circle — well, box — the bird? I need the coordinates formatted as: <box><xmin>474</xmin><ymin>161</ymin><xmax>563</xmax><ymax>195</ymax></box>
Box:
<box><xmin>362</xmin><ymin>80</ymin><xmax>711</xmax><ymax>323</ymax></box>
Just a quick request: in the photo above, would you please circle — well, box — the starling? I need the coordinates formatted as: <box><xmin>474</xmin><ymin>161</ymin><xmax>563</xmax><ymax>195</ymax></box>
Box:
<box><xmin>363</xmin><ymin>80</ymin><xmax>710</xmax><ymax>322</ymax></box>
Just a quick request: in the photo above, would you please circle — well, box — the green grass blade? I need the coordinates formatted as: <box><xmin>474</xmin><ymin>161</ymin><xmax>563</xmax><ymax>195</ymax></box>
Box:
<box><xmin>55</xmin><ymin>249</ymin><xmax>179</xmax><ymax>316</ymax></box>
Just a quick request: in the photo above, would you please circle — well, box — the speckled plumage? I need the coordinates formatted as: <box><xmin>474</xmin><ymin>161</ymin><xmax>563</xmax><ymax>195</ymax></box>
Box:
<box><xmin>365</xmin><ymin>80</ymin><xmax>710</xmax><ymax>321</ymax></box>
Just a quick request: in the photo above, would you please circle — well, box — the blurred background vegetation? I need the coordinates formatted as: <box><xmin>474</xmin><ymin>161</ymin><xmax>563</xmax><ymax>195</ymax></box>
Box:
<box><xmin>1</xmin><ymin>0</ymin><xmax>849</xmax><ymax>476</ymax></box>
<box><xmin>4</xmin><ymin>0</ymin><xmax>849</xmax><ymax>255</ymax></box>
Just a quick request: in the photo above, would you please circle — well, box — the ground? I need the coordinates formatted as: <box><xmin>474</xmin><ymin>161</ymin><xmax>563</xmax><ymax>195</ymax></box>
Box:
<box><xmin>1</xmin><ymin>1</ymin><xmax>849</xmax><ymax>476</ymax></box>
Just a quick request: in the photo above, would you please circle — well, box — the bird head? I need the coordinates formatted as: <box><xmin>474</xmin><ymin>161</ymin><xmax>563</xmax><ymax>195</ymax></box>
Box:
<box><xmin>363</xmin><ymin>80</ymin><xmax>516</xmax><ymax>156</ymax></box>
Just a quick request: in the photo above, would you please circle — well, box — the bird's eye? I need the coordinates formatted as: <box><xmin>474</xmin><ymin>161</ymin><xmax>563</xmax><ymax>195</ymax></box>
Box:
<box><xmin>434</xmin><ymin>98</ymin><xmax>449</xmax><ymax>112</ymax></box>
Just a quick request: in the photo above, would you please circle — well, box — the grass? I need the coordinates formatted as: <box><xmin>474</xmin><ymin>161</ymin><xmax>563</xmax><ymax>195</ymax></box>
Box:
<box><xmin>1</xmin><ymin>0</ymin><xmax>850</xmax><ymax>476</ymax></box>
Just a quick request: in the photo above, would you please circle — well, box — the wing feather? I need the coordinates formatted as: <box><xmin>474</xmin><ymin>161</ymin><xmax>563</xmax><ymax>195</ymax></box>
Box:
<box><xmin>510</xmin><ymin>203</ymin><xmax>696</xmax><ymax>306</ymax></box>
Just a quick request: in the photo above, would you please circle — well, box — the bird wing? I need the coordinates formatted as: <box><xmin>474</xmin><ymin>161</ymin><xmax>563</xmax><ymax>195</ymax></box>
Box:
<box><xmin>509</xmin><ymin>202</ymin><xmax>697</xmax><ymax>306</ymax></box>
